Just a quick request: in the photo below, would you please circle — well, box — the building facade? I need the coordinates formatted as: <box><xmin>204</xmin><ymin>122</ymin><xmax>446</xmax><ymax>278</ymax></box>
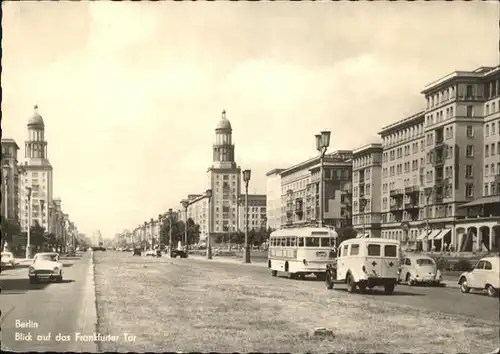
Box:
<box><xmin>1</xmin><ymin>138</ymin><xmax>20</xmax><ymax>224</ymax></box>
<box><xmin>372</xmin><ymin>65</ymin><xmax>500</xmax><ymax>253</ymax></box>
<box><xmin>352</xmin><ymin>143</ymin><xmax>383</xmax><ymax>238</ymax></box>
<box><xmin>238</xmin><ymin>194</ymin><xmax>267</xmax><ymax>231</ymax></box>
<box><xmin>18</xmin><ymin>106</ymin><xmax>54</xmax><ymax>233</ymax></box>
<box><xmin>265</xmin><ymin>168</ymin><xmax>284</xmax><ymax>230</ymax></box>
<box><xmin>280</xmin><ymin>151</ymin><xmax>352</xmax><ymax>229</ymax></box>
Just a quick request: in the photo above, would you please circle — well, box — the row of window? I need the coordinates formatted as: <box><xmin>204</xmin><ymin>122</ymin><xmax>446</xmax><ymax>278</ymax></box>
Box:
<box><xmin>269</xmin><ymin>236</ymin><xmax>335</xmax><ymax>248</ymax></box>
<box><xmin>484</xmin><ymin>120</ymin><xmax>499</xmax><ymax>136</ymax></box>
<box><xmin>485</xmin><ymin>142</ymin><xmax>500</xmax><ymax>157</ymax></box>
<box><xmin>338</xmin><ymin>243</ymin><xmax>397</xmax><ymax>257</ymax></box>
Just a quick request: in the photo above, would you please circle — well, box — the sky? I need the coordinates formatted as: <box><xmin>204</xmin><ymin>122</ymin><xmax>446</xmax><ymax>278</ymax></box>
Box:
<box><xmin>2</xmin><ymin>1</ymin><xmax>498</xmax><ymax>239</ymax></box>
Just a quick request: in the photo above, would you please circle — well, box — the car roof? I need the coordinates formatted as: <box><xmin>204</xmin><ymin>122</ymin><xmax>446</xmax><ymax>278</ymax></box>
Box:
<box><xmin>405</xmin><ymin>255</ymin><xmax>434</xmax><ymax>260</ymax></box>
<box><xmin>480</xmin><ymin>256</ymin><xmax>500</xmax><ymax>266</ymax></box>
<box><xmin>340</xmin><ymin>237</ymin><xmax>399</xmax><ymax>245</ymax></box>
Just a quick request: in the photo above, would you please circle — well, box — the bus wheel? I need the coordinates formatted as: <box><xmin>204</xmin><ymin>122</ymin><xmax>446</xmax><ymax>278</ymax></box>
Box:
<box><xmin>271</xmin><ymin>270</ymin><xmax>277</xmax><ymax>277</ymax></box>
<box><xmin>346</xmin><ymin>274</ymin><xmax>356</xmax><ymax>293</ymax></box>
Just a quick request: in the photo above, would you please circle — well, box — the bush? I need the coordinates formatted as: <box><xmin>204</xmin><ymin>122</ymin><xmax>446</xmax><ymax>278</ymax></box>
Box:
<box><xmin>453</xmin><ymin>259</ymin><xmax>473</xmax><ymax>272</ymax></box>
<box><xmin>434</xmin><ymin>257</ymin><xmax>451</xmax><ymax>271</ymax></box>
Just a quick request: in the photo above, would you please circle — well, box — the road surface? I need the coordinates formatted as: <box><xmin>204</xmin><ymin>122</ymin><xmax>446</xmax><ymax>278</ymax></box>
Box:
<box><xmin>0</xmin><ymin>252</ymin><xmax>97</xmax><ymax>352</ymax></box>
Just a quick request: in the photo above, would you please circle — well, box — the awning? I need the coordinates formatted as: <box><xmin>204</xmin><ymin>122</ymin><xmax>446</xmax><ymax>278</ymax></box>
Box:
<box><xmin>434</xmin><ymin>229</ymin><xmax>451</xmax><ymax>241</ymax></box>
<box><xmin>458</xmin><ymin>195</ymin><xmax>500</xmax><ymax>208</ymax></box>
<box><xmin>417</xmin><ymin>231</ymin><xmax>430</xmax><ymax>241</ymax></box>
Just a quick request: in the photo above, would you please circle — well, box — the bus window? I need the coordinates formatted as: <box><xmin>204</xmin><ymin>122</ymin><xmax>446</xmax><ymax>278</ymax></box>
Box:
<box><xmin>384</xmin><ymin>245</ymin><xmax>398</xmax><ymax>257</ymax></box>
<box><xmin>319</xmin><ymin>238</ymin><xmax>331</xmax><ymax>247</ymax></box>
<box><xmin>305</xmin><ymin>237</ymin><xmax>320</xmax><ymax>247</ymax></box>
<box><xmin>290</xmin><ymin>237</ymin><xmax>296</xmax><ymax>247</ymax></box>
<box><xmin>342</xmin><ymin>244</ymin><xmax>348</xmax><ymax>257</ymax></box>
<box><xmin>298</xmin><ymin>237</ymin><xmax>304</xmax><ymax>247</ymax></box>
<box><xmin>285</xmin><ymin>238</ymin><xmax>291</xmax><ymax>247</ymax></box>
<box><xmin>367</xmin><ymin>244</ymin><xmax>381</xmax><ymax>256</ymax></box>
<box><xmin>281</xmin><ymin>238</ymin><xmax>286</xmax><ymax>246</ymax></box>
<box><xmin>349</xmin><ymin>244</ymin><xmax>360</xmax><ymax>256</ymax></box>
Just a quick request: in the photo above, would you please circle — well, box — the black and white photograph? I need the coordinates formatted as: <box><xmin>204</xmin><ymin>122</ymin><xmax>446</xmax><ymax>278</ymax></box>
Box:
<box><xmin>1</xmin><ymin>1</ymin><xmax>499</xmax><ymax>353</ymax></box>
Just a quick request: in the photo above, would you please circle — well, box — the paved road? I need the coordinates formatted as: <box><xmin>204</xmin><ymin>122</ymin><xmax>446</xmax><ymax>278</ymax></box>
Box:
<box><xmin>188</xmin><ymin>255</ymin><xmax>499</xmax><ymax>324</ymax></box>
<box><xmin>0</xmin><ymin>252</ymin><xmax>97</xmax><ymax>352</ymax></box>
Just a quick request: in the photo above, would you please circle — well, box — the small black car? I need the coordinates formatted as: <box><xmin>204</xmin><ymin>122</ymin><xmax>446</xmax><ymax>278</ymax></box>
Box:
<box><xmin>133</xmin><ymin>248</ymin><xmax>142</xmax><ymax>256</ymax></box>
<box><xmin>170</xmin><ymin>249</ymin><xmax>188</xmax><ymax>258</ymax></box>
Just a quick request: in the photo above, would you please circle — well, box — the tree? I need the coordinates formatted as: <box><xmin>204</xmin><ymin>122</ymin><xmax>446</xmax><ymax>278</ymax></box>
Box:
<box><xmin>30</xmin><ymin>220</ymin><xmax>46</xmax><ymax>247</ymax></box>
<box><xmin>186</xmin><ymin>218</ymin><xmax>200</xmax><ymax>245</ymax></box>
<box><xmin>336</xmin><ymin>226</ymin><xmax>357</xmax><ymax>245</ymax></box>
<box><xmin>1</xmin><ymin>217</ymin><xmax>21</xmax><ymax>250</ymax></box>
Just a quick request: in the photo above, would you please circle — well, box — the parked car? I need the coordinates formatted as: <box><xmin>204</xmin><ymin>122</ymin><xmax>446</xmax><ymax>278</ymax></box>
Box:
<box><xmin>458</xmin><ymin>256</ymin><xmax>500</xmax><ymax>297</ymax></box>
<box><xmin>1</xmin><ymin>252</ymin><xmax>17</xmax><ymax>269</ymax></box>
<box><xmin>398</xmin><ymin>255</ymin><xmax>442</xmax><ymax>286</ymax></box>
<box><xmin>325</xmin><ymin>238</ymin><xmax>400</xmax><ymax>294</ymax></box>
<box><xmin>133</xmin><ymin>248</ymin><xmax>142</xmax><ymax>256</ymax></box>
<box><xmin>171</xmin><ymin>249</ymin><xmax>188</xmax><ymax>258</ymax></box>
<box><xmin>29</xmin><ymin>252</ymin><xmax>63</xmax><ymax>283</ymax></box>
<box><xmin>145</xmin><ymin>250</ymin><xmax>156</xmax><ymax>256</ymax></box>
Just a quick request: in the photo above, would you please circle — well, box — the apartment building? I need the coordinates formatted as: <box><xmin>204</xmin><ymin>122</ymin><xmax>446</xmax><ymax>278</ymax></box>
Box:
<box><xmin>1</xmin><ymin>138</ymin><xmax>20</xmax><ymax>224</ymax></box>
<box><xmin>352</xmin><ymin>143</ymin><xmax>383</xmax><ymax>238</ymax></box>
<box><xmin>265</xmin><ymin>168</ymin><xmax>285</xmax><ymax>230</ymax></box>
<box><xmin>376</xmin><ymin>66</ymin><xmax>500</xmax><ymax>253</ymax></box>
<box><xmin>183</xmin><ymin>194</ymin><xmax>209</xmax><ymax>240</ymax></box>
<box><xmin>238</xmin><ymin>194</ymin><xmax>267</xmax><ymax>231</ymax></box>
<box><xmin>280</xmin><ymin>150</ymin><xmax>352</xmax><ymax>228</ymax></box>
<box><xmin>379</xmin><ymin>111</ymin><xmax>426</xmax><ymax>244</ymax></box>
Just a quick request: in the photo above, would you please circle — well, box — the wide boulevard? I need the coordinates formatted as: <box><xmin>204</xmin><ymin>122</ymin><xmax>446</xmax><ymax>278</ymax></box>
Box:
<box><xmin>0</xmin><ymin>252</ymin><xmax>97</xmax><ymax>353</ymax></box>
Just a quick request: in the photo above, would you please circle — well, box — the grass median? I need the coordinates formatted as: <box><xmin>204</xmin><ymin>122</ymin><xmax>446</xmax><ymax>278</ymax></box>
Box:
<box><xmin>93</xmin><ymin>253</ymin><xmax>498</xmax><ymax>353</ymax></box>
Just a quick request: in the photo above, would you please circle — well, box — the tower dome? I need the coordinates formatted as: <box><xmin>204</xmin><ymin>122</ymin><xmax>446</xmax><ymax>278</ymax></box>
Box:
<box><xmin>27</xmin><ymin>105</ymin><xmax>45</xmax><ymax>129</ymax></box>
<box><xmin>216</xmin><ymin>110</ymin><xmax>232</xmax><ymax>131</ymax></box>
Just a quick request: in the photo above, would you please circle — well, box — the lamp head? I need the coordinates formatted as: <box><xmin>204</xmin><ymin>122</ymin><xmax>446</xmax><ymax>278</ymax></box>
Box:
<box><xmin>181</xmin><ymin>199</ymin><xmax>189</xmax><ymax>209</ymax></box>
<box><xmin>321</xmin><ymin>130</ymin><xmax>331</xmax><ymax>149</ymax></box>
<box><xmin>315</xmin><ymin>134</ymin><xmax>322</xmax><ymax>151</ymax></box>
<box><xmin>243</xmin><ymin>169</ymin><xmax>251</xmax><ymax>182</ymax></box>
<box><xmin>205</xmin><ymin>189</ymin><xmax>212</xmax><ymax>199</ymax></box>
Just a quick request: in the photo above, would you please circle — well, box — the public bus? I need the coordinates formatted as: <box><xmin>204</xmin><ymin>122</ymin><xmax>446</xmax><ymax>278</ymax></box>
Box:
<box><xmin>268</xmin><ymin>227</ymin><xmax>338</xmax><ymax>280</ymax></box>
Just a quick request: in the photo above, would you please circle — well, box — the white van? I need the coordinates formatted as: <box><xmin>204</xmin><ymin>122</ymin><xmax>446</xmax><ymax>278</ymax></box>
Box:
<box><xmin>325</xmin><ymin>237</ymin><xmax>400</xmax><ymax>294</ymax></box>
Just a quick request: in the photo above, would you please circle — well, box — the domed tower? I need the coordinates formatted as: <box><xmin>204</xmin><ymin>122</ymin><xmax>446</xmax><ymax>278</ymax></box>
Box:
<box><xmin>212</xmin><ymin>110</ymin><xmax>236</xmax><ymax>169</ymax></box>
<box><xmin>20</xmin><ymin>105</ymin><xmax>53</xmax><ymax>233</ymax></box>
<box><xmin>25</xmin><ymin>105</ymin><xmax>47</xmax><ymax>160</ymax></box>
<box><xmin>207</xmin><ymin>110</ymin><xmax>241</xmax><ymax>239</ymax></box>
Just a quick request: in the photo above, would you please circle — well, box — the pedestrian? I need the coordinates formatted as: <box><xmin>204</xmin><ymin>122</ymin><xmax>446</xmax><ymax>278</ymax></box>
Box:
<box><xmin>443</xmin><ymin>242</ymin><xmax>448</xmax><ymax>253</ymax></box>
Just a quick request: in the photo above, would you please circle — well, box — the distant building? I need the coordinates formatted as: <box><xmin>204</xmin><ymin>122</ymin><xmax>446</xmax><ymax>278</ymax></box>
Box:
<box><xmin>238</xmin><ymin>194</ymin><xmax>267</xmax><ymax>231</ymax></box>
<box><xmin>279</xmin><ymin>150</ymin><xmax>353</xmax><ymax>229</ymax></box>
<box><xmin>1</xmin><ymin>138</ymin><xmax>21</xmax><ymax>224</ymax></box>
<box><xmin>265</xmin><ymin>168</ymin><xmax>285</xmax><ymax>230</ymax></box>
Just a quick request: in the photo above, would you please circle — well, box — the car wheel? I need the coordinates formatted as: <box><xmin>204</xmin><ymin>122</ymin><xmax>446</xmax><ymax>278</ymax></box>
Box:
<box><xmin>271</xmin><ymin>270</ymin><xmax>277</xmax><ymax>277</ymax></box>
<box><xmin>384</xmin><ymin>283</ymin><xmax>395</xmax><ymax>295</ymax></box>
<box><xmin>486</xmin><ymin>285</ymin><xmax>499</xmax><ymax>298</ymax></box>
<box><xmin>460</xmin><ymin>278</ymin><xmax>470</xmax><ymax>293</ymax></box>
<box><xmin>346</xmin><ymin>274</ymin><xmax>356</xmax><ymax>293</ymax></box>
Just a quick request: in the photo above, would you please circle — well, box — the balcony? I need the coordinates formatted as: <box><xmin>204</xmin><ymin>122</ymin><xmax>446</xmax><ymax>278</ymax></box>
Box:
<box><xmin>390</xmin><ymin>204</ymin><xmax>403</xmax><ymax>211</ymax></box>
<box><xmin>404</xmin><ymin>185</ymin><xmax>419</xmax><ymax>194</ymax></box>
<box><xmin>495</xmin><ymin>174</ymin><xmax>500</xmax><ymax>183</ymax></box>
<box><xmin>390</xmin><ymin>189</ymin><xmax>404</xmax><ymax>197</ymax></box>
<box><xmin>404</xmin><ymin>202</ymin><xmax>419</xmax><ymax>211</ymax></box>
<box><xmin>432</xmin><ymin>158</ymin><xmax>445</xmax><ymax>167</ymax></box>
<box><xmin>434</xmin><ymin>138</ymin><xmax>445</xmax><ymax>148</ymax></box>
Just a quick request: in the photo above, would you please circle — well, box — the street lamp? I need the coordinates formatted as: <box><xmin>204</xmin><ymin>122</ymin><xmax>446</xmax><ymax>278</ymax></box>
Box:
<box><xmin>150</xmin><ymin>218</ymin><xmax>155</xmax><ymax>249</ymax></box>
<box><xmin>158</xmin><ymin>214</ymin><xmax>163</xmax><ymax>250</ymax></box>
<box><xmin>181</xmin><ymin>199</ymin><xmax>190</xmax><ymax>252</ymax></box>
<box><xmin>424</xmin><ymin>186</ymin><xmax>433</xmax><ymax>252</ymax></box>
<box><xmin>2</xmin><ymin>163</ymin><xmax>9</xmax><ymax>220</ymax></box>
<box><xmin>143</xmin><ymin>221</ymin><xmax>148</xmax><ymax>250</ymax></box>
<box><xmin>48</xmin><ymin>204</ymin><xmax>53</xmax><ymax>236</ymax></box>
<box><xmin>167</xmin><ymin>209</ymin><xmax>173</xmax><ymax>257</ymax></box>
<box><xmin>205</xmin><ymin>189</ymin><xmax>213</xmax><ymax>260</ymax></box>
<box><xmin>359</xmin><ymin>197</ymin><xmax>367</xmax><ymax>237</ymax></box>
<box><xmin>315</xmin><ymin>130</ymin><xmax>331</xmax><ymax>227</ymax></box>
<box><xmin>243</xmin><ymin>169</ymin><xmax>251</xmax><ymax>263</ymax></box>
<box><xmin>26</xmin><ymin>186</ymin><xmax>32</xmax><ymax>259</ymax></box>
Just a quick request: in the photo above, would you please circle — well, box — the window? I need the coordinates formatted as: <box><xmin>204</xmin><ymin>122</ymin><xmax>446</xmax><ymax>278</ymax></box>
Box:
<box><xmin>305</xmin><ymin>237</ymin><xmax>320</xmax><ymax>247</ymax></box>
<box><xmin>298</xmin><ymin>237</ymin><xmax>304</xmax><ymax>247</ymax></box>
<box><xmin>466</xmin><ymin>105</ymin><xmax>473</xmax><ymax>117</ymax></box>
<box><xmin>485</xmin><ymin>145</ymin><xmax>490</xmax><ymax>157</ymax></box>
<box><xmin>474</xmin><ymin>261</ymin><xmax>485</xmax><ymax>270</ymax></box>
<box><xmin>350</xmin><ymin>244</ymin><xmax>360</xmax><ymax>256</ymax></box>
<box><xmin>466</xmin><ymin>125</ymin><xmax>474</xmax><ymax>137</ymax></box>
<box><xmin>342</xmin><ymin>244</ymin><xmax>349</xmax><ymax>257</ymax></box>
<box><xmin>416</xmin><ymin>258</ymin><xmax>434</xmax><ymax>266</ymax></box>
<box><xmin>465</xmin><ymin>165</ymin><xmax>473</xmax><ymax>178</ymax></box>
<box><xmin>484</xmin><ymin>261</ymin><xmax>492</xmax><ymax>270</ymax></box>
<box><xmin>384</xmin><ymin>245</ymin><xmax>397</xmax><ymax>257</ymax></box>
<box><xmin>485</xmin><ymin>184</ymin><xmax>489</xmax><ymax>196</ymax></box>
<box><xmin>466</xmin><ymin>145</ymin><xmax>474</xmax><ymax>157</ymax></box>
<box><xmin>404</xmin><ymin>258</ymin><xmax>411</xmax><ymax>266</ymax></box>
<box><xmin>486</xmin><ymin>125</ymin><xmax>490</xmax><ymax>136</ymax></box>
<box><xmin>281</xmin><ymin>238</ymin><xmax>286</xmax><ymax>246</ymax></box>
<box><xmin>465</xmin><ymin>183</ymin><xmax>474</xmax><ymax>198</ymax></box>
<box><xmin>367</xmin><ymin>244</ymin><xmax>381</xmax><ymax>256</ymax></box>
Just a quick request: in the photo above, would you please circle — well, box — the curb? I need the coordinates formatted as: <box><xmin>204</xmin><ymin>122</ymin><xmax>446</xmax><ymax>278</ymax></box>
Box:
<box><xmin>67</xmin><ymin>252</ymin><xmax>99</xmax><ymax>353</ymax></box>
<box><xmin>189</xmin><ymin>255</ymin><xmax>267</xmax><ymax>268</ymax></box>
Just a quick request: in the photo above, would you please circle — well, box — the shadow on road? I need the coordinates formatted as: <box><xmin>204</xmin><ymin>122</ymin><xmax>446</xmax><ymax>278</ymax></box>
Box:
<box><xmin>0</xmin><ymin>278</ymin><xmax>50</xmax><ymax>293</ymax></box>
<box><xmin>333</xmin><ymin>288</ymin><xmax>426</xmax><ymax>296</ymax></box>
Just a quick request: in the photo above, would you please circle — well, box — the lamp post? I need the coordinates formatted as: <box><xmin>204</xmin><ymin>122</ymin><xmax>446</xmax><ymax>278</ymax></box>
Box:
<box><xmin>243</xmin><ymin>169</ymin><xmax>251</xmax><ymax>263</ymax></box>
<box><xmin>48</xmin><ymin>204</ymin><xmax>53</xmax><ymax>236</ymax></box>
<box><xmin>205</xmin><ymin>189</ymin><xmax>213</xmax><ymax>260</ymax></box>
<box><xmin>424</xmin><ymin>187</ymin><xmax>433</xmax><ymax>252</ymax></box>
<box><xmin>150</xmin><ymin>218</ymin><xmax>155</xmax><ymax>249</ymax></box>
<box><xmin>143</xmin><ymin>221</ymin><xmax>148</xmax><ymax>250</ymax></box>
<box><xmin>181</xmin><ymin>199</ymin><xmax>190</xmax><ymax>252</ymax></box>
<box><xmin>2</xmin><ymin>164</ymin><xmax>9</xmax><ymax>220</ymax></box>
<box><xmin>158</xmin><ymin>214</ymin><xmax>163</xmax><ymax>250</ymax></box>
<box><xmin>359</xmin><ymin>197</ymin><xmax>367</xmax><ymax>237</ymax></box>
<box><xmin>40</xmin><ymin>200</ymin><xmax>45</xmax><ymax>251</ymax></box>
<box><xmin>315</xmin><ymin>130</ymin><xmax>331</xmax><ymax>227</ymax></box>
<box><xmin>167</xmin><ymin>209</ymin><xmax>173</xmax><ymax>257</ymax></box>
<box><xmin>26</xmin><ymin>186</ymin><xmax>32</xmax><ymax>259</ymax></box>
